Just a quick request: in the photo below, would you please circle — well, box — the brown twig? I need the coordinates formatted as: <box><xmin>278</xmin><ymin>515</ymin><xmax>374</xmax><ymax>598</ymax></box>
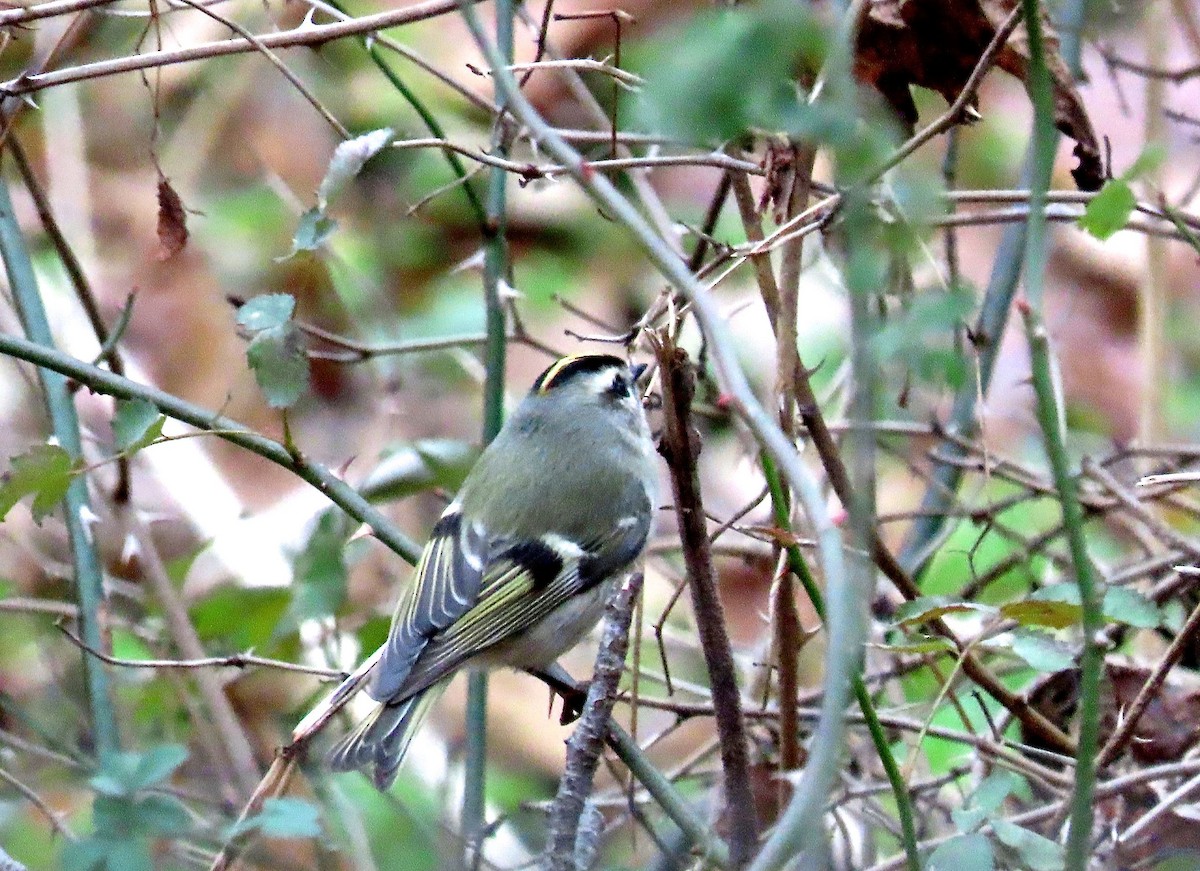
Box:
<box><xmin>651</xmin><ymin>337</ymin><xmax>759</xmax><ymax>867</ymax></box>
<box><xmin>544</xmin><ymin>572</ymin><xmax>642</xmax><ymax>871</ymax></box>
<box><xmin>1096</xmin><ymin>595</ymin><xmax>1200</xmax><ymax>768</ymax></box>
<box><xmin>56</xmin><ymin>621</ymin><xmax>346</xmax><ymax>680</ymax></box>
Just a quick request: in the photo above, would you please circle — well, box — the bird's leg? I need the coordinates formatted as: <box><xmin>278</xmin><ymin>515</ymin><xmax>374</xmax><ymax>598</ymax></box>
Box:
<box><xmin>527</xmin><ymin>663</ymin><xmax>590</xmax><ymax>725</ymax></box>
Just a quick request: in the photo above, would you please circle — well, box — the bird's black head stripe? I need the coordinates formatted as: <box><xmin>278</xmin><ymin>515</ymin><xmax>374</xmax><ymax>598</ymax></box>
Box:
<box><xmin>504</xmin><ymin>540</ymin><xmax>564</xmax><ymax>589</ymax></box>
<box><xmin>533</xmin><ymin>354</ymin><xmax>627</xmax><ymax>394</ymax></box>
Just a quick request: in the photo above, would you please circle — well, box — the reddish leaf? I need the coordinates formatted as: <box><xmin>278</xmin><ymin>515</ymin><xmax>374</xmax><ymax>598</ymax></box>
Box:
<box><xmin>156</xmin><ymin>176</ymin><xmax>188</xmax><ymax>261</ymax></box>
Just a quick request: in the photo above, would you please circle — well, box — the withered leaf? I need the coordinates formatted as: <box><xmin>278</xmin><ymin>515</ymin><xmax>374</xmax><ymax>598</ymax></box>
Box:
<box><xmin>854</xmin><ymin>0</ymin><xmax>1103</xmax><ymax>191</ymax></box>
<box><xmin>156</xmin><ymin>175</ymin><xmax>189</xmax><ymax>261</ymax></box>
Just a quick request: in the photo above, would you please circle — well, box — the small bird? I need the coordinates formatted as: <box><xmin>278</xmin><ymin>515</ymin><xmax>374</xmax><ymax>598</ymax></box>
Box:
<box><xmin>328</xmin><ymin>353</ymin><xmax>657</xmax><ymax>788</ymax></box>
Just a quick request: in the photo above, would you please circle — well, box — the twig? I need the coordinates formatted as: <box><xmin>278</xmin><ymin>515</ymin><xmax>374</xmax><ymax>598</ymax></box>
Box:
<box><xmin>56</xmin><ymin>621</ymin><xmax>345</xmax><ymax>679</ymax></box>
<box><xmin>1096</xmin><ymin>594</ymin><xmax>1200</xmax><ymax>768</ymax></box>
<box><xmin>0</xmin><ymin>0</ymin><xmax>484</xmax><ymax>96</ymax></box>
<box><xmin>651</xmin><ymin>339</ymin><xmax>758</xmax><ymax>867</ymax></box>
<box><xmin>0</xmin><ymin>764</ymin><xmax>76</xmax><ymax>840</ymax></box>
<box><xmin>544</xmin><ymin>573</ymin><xmax>642</xmax><ymax>871</ymax></box>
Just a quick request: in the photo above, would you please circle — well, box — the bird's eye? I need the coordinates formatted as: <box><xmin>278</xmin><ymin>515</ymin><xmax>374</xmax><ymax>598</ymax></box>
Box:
<box><xmin>606</xmin><ymin>373</ymin><xmax>630</xmax><ymax>399</ymax></box>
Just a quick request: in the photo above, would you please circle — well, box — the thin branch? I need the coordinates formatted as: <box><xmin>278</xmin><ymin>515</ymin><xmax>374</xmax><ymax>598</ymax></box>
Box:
<box><xmin>651</xmin><ymin>338</ymin><xmax>758</xmax><ymax>867</ymax></box>
<box><xmin>544</xmin><ymin>573</ymin><xmax>642</xmax><ymax>871</ymax></box>
<box><xmin>57</xmin><ymin>621</ymin><xmax>346</xmax><ymax>680</ymax></box>
<box><xmin>0</xmin><ymin>332</ymin><xmax>423</xmax><ymax>564</ymax></box>
<box><xmin>0</xmin><ymin>0</ymin><xmax>484</xmax><ymax>96</ymax></box>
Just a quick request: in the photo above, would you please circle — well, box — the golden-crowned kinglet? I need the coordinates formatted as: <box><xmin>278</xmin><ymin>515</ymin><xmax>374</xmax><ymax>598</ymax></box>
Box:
<box><xmin>328</xmin><ymin>354</ymin><xmax>656</xmax><ymax>788</ymax></box>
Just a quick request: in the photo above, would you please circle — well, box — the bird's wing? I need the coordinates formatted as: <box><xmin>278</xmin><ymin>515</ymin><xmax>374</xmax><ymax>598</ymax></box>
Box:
<box><xmin>369</xmin><ymin>509</ymin><xmax>488</xmax><ymax>700</ymax></box>
<box><xmin>380</xmin><ymin>497</ymin><xmax>651</xmax><ymax>701</ymax></box>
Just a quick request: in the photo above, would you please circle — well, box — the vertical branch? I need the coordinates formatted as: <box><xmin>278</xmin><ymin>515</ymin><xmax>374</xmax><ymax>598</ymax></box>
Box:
<box><xmin>1017</xmin><ymin>0</ymin><xmax>1102</xmax><ymax>865</ymax></box>
<box><xmin>0</xmin><ymin>170</ymin><xmax>120</xmax><ymax>756</ymax></box>
<box><xmin>898</xmin><ymin>0</ymin><xmax>1087</xmax><ymax>575</ymax></box>
<box><xmin>771</xmin><ymin>143</ymin><xmax>817</xmax><ymax>780</ymax></box>
<box><xmin>544</xmin><ymin>573</ymin><xmax>642</xmax><ymax>871</ymax></box>
<box><xmin>464</xmin><ymin>0</ymin><xmax>513</xmax><ymax>861</ymax></box>
<box><xmin>652</xmin><ymin>339</ymin><xmax>758</xmax><ymax>868</ymax></box>
<box><xmin>1140</xmin><ymin>0</ymin><xmax>1168</xmax><ymax>443</ymax></box>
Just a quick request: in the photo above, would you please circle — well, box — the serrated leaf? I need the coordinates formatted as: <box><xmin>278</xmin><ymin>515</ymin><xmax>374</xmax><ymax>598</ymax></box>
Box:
<box><xmin>318</xmin><ymin>128</ymin><xmax>393</xmax><ymax>210</ymax></box>
<box><xmin>1009</xmin><ymin>629</ymin><xmax>1075</xmax><ymax>672</ymax></box>
<box><xmin>893</xmin><ymin>595</ymin><xmax>990</xmax><ymax>628</ymax></box>
<box><xmin>1103</xmin><ymin>586</ymin><xmax>1161</xmax><ymax>628</ymax></box>
<box><xmin>1078</xmin><ymin>178</ymin><xmax>1135</xmax><ymax>240</ymax></box>
<box><xmin>289</xmin><ymin>511</ymin><xmax>348</xmax><ymax>621</ymax></box>
<box><xmin>993</xmin><ymin>818</ymin><xmax>1065</xmax><ymax>871</ymax></box>
<box><xmin>247</xmin><ymin>325</ymin><xmax>309</xmax><ymax>408</ymax></box>
<box><xmin>0</xmin><ymin>443</ymin><xmax>74</xmax><ymax>523</ymax></box>
<box><xmin>230</xmin><ymin>797</ymin><xmax>322</xmax><ymax>839</ymax></box>
<box><xmin>280</xmin><ymin>207</ymin><xmax>338</xmax><ymax>260</ymax></box>
<box><xmin>237</xmin><ymin>293</ymin><xmax>296</xmax><ymax>332</ymax></box>
<box><xmin>927</xmin><ymin>832</ymin><xmax>994</xmax><ymax>871</ymax></box>
<box><xmin>112</xmin><ymin>399</ymin><xmax>166</xmax><ymax>454</ymax></box>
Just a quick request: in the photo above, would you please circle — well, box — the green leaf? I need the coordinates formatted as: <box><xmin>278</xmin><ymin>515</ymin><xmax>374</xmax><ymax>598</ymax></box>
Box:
<box><xmin>0</xmin><ymin>443</ymin><xmax>74</xmax><ymax>523</ymax></box>
<box><xmin>318</xmin><ymin>128</ymin><xmax>394</xmax><ymax>210</ymax></box>
<box><xmin>61</xmin><ymin>837</ymin><xmax>112</xmax><ymax>871</ymax></box>
<box><xmin>246</xmin><ymin>325</ymin><xmax>309</xmax><ymax>408</ymax></box>
<box><xmin>1078</xmin><ymin>178</ymin><xmax>1135</xmax><ymax>240</ymax></box>
<box><xmin>133</xmin><ymin>793</ymin><xmax>192</xmax><ymax>836</ymax></box>
<box><xmin>1123</xmin><ymin>143</ymin><xmax>1167</xmax><ymax>181</ymax></box>
<box><xmin>1102</xmin><ymin>586</ymin><xmax>1161</xmax><ymax>628</ymax></box>
<box><xmin>112</xmin><ymin>399</ymin><xmax>166</xmax><ymax>454</ymax></box>
<box><xmin>361</xmin><ymin>439</ymin><xmax>479</xmax><ymax>503</ymax></box>
<box><xmin>871</xmin><ymin>635</ymin><xmax>956</xmax><ymax>655</ymax></box>
<box><xmin>229</xmin><ymin>797</ymin><xmax>322</xmax><ymax>839</ymax></box>
<box><xmin>993</xmin><ymin>818</ymin><xmax>1065</xmax><ymax>871</ymax></box>
<box><xmin>236</xmin><ymin>293</ymin><xmax>295</xmax><ymax>332</ymax></box>
<box><xmin>99</xmin><ymin>838</ymin><xmax>153</xmax><ymax>871</ymax></box>
<box><xmin>280</xmin><ymin>207</ymin><xmax>338</xmax><ymax>259</ymax></box>
<box><xmin>1008</xmin><ymin>629</ymin><xmax>1075</xmax><ymax>673</ymax></box>
<box><xmin>927</xmin><ymin>832</ymin><xmax>995</xmax><ymax>871</ymax></box>
<box><xmin>633</xmin><ymin>0</ymin><xmax>832</xmax><ymax>143</ymax></box>
<box><xmin>972</xmin><ymin>771</ymin><xmax>1021</xmax><ymax>815</ymax></box>
<box><xmin>192</xmin><ymin>585</ymin><xmax>290</xmax><ymax>649</ymax></box>
<box><xmin>91</xmin><ymin>744</ymin><xmax>187</xmax><ymax>797</ymax></box>
<box><xmin>1002</xmin><ymin>585</ymin><xmax>1084</xmax><ymax>628</ymax></box>
<box><xmin>892</xmin><ymin>595</ymin><xmax>991</xmax><ymax>628</ymax></box>
<box><xmin>289</xmin><ymin>511</ymin><xmax>348</xmax><ymax>621</ymax></box>
<box><xmin>130</xmin><ymin>744</ymin><xmax>188</xmax><ymax>791</ymax></box>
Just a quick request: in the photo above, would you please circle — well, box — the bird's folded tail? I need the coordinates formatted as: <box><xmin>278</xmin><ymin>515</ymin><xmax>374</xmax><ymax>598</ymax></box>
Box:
<box><xmin>326</xmin><ymin>683</ymin><xmax>445</xmax><ymax>789</ymax></box>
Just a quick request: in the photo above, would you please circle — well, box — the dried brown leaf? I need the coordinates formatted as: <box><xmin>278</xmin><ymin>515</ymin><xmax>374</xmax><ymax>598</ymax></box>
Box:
<box><xmin>156</xmin><ymin>175</ymin><xmax>188</xmax><ymax>261</ymax></box>
<box><xmin>854</xmin><ymin>0</ymin><xmax>1102</xmax><ymax>190</ymax></box>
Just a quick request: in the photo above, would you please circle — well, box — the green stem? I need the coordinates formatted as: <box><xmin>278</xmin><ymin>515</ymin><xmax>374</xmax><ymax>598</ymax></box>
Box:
<box><xmin>0</xmin><ymin>173</ymin><xmax>120</xmax><ymax>756</ymax></box>
<box><xmin>1018</xmin><ymin>1</ymin><xmax>1100</xmax><ymax>865</ymax></box>
<box><xmin>762</xmin><ymin>454</ymin><xmax>920</xmax><ymax>871</ymax></box>
<box><xmin>1021</xmin><ymin>305</ymin><xmax>1102</xmax><ymax>869</ymax></box>
<box><xmin>606</xmin><ymin>723</ymin><xmax>730</xmax><ymax>868</ymax></box>
<box><xmin>0</xmin><ymin>332</ymin><xmax>422</xmax><ymax>566</ymax></box>
<box><xmin>463</xmin><ymin>0</ymin><xmax>513</xmax><ymax>860</ymax></box>
<box><xmin>898</xmin><ymin>0</ymin><xmax>1086</xmax><ymax>574</ymax></box>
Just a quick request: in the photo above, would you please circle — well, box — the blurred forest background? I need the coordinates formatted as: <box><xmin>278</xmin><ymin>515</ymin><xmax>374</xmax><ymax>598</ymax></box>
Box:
<box><xmin>2</xmin><ymin>0</ymin><xmax>1200</xmax><ymax>868</ymax></box>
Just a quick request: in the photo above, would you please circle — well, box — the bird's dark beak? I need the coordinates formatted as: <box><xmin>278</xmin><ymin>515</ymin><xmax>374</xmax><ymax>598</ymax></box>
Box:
<box><xmin>630</xmin><ymin>362</ymin><xmax>648</xmax><ymax>383</ymax></box>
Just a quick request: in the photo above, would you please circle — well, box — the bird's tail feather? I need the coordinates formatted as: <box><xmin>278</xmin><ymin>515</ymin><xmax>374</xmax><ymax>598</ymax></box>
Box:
<box><xmin>327</xmin><ymin>683</ymin><xmax>445</xmax><ymax>789</ymax></box>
